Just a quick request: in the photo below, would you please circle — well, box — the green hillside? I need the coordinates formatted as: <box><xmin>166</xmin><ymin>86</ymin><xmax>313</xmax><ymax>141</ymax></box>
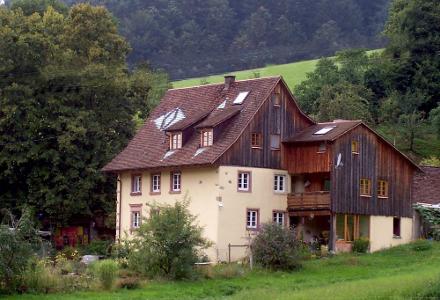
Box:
<box><xmin>171</xmin><ymin>58</ymin><xmax>319</xmax><ymax>90</ymax></box>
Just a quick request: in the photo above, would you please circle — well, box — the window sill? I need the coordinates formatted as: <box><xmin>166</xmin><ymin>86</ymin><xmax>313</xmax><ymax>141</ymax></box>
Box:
<box><xmin>251</xmin><ymin>146</ymin><xmax>262</xmax><ymax>150</ymax></box>
<box><xmin>317</xmin><ymin>151</ymin><xmax>326</xmax><ymax>154</ymax></box>
<box><xmin>130</xmin><ymin>192</ymin><xmax>142</xmax><ymax>196</ymax></box>
<box><xmin>169</xmin><ymin>190</ymin><xmax>181</xmax><ymax>194</ymax></box>
<box><xmin>393</xmin><ymin>236</ymin><xmax>401</xmax><ymax>239</ymax></box>
<box><xmin>270</xmin><ymin>148</ymin><xmax>280</xmax><ymax>151</ymax></box>
<box><xmin>150</xmin><ymin>191</ymin><xmax>161</xmax><ymax>195</ymax></box>
<box><xmin>378</xmin><ymin>196</ymin><xmax>388</xmax><ymax>199</ymax></box>
<box><xmin>360</xmin><ymin>194</ymin><xmax>372</xmax><ymax>198</ymax></box>
<box><xmin>352</xmin><ymin>152</ymin><xmax>359</xmax><ymax>155</ymax></box>
<box><xmin>238</xmin><ymin>189</ymin><xmax>251</xmax><ymax>193</ymax></box>
<box><xmin>274</xmin><ymin>191</ymin><xmax>287</xmax><ymax>194</ymax></box>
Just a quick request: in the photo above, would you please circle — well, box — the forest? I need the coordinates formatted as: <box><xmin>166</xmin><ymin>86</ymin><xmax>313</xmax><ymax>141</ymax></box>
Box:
<box><xmin>56</xmin><ymin>0</ymin><xmax>390</xmax><ymax>79</ymax></box>
<box><xmin>0</xmin><ymin>0</ymin><xmax>439</xmax><ymax>226</ymax></box>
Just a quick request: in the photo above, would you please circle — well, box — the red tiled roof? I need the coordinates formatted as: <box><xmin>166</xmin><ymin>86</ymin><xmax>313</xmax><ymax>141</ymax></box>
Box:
<box><xmin>284</xmin><ymin>120</ymin><xmax>362</xmax><ymax>143</ymax></box>
<box><xmin>103</xmin><ymin>76</ymin><xmax>281</xmax><ymax>172</ymax></box>
<box><xmin>413</xmin><ymin>166</ymin><xmax>440</xmax><ymax>204</ymax></box>
<box><xmin>195</xmin><ymin>106</ymin><xmax>242</xmax><ymax>128</ymax></box>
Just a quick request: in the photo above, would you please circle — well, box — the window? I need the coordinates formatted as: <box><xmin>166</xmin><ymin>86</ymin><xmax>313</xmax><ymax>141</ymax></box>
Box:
<box><xmin>360</xmin><ymin>178</ymin><xmax>371</xmax><ymax>196</ymax></box>
<box><xmin>352</xmin><ymin>140</ymin><xmax>359</xmax><ymax>154</ymax></box>
<box><xmin>377</xmin><ymin>180</ymin><xmax>388</xmax><ymax>198</ymax></box>
<box><xmin>270</xmin><ymin>134</ymin><xmax>280</xmax><ymax>150</ymax></box>
<box><xmin>151</xmin><ymin>173</ymin><xmax>161</xmax><ymax>194</ymax></box>
<box><xmin>273</xmin><ymin>211</ymin><xmax>285</xmax><ymax>226</ymax></box>
<box><xmin>171</xmin><ymin>171</ymin><xmax>181</xmax><ymax>192</ymax></box>
<box><xmin>314</xmin><ymin>126</ymin><xmax>336</xmax><ymax>135</ymax></box>
<box><xmin>323</xmin><ymin>179</ymin><xmax>331</xmax><ymax>191</ymax></box>
<box><xmin>318</xmin><ymin>142</ymin><xmax>326</xmax><ymax>153</ymax></box>
<box><xmin>393</xmin><ymin>217</ymin><xmax>401</xmax><ymax>237</ymax></box>
<box><xmin>233</xmin><ymin>91</ymin><xmax>250</xmax><ymax>104</ymax></box>
<box><xmin>274</xmin><ymin>175</ymin><xmax>286</xmax><ymax>192</ymax></box>
<box><xmin>170</xmin><ymin>132</ymin><xmax>182</xmax><ymax>149</ymax></box>
<box><xmin>131</xmin><ymin>174</ymin><xmax>142</xmax><ymax>195</ymax></box>
<box><xmin>200</xmin><ymin>129</ymin><xmax>213</xmax><ymax>147</ymax></box>
<box><xmin>130</xmin><ymin>204</ymin><xmax>142</xmax><ymax>230</ymax></box>
<box><xmin>272</xmin><ymin>93</ymin><xmax>281</xmax><ymax>106</ymax></box>
<box><xmin>336</xmin><ymin>214</ymin><xmax>369</xmax><ymax>241</ymax></box>
<box><xmin>238</xmin><ymin>171</ymin><xmax>251</xmax><ymax>192</ymax></box>
<box><xmin>251</xmin><ymin>133</ymin><xmax>262</xmax><ymax>148</ymax></box>
<box><xmin>246</xmin><ymin>209</ymin><xmax>259</xmax><ymax>230</ymax></box>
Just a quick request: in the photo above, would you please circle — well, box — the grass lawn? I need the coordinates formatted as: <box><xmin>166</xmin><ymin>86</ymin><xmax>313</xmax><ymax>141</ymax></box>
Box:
<box><xmin>171</xmin><ymin>49</ymin><xmax>383</xmax><ymax>90</ymax></box>
<box><xmin>8</xmin><ymin>241</ymin><xmax>440</xmax><ymax>300</ymax></box>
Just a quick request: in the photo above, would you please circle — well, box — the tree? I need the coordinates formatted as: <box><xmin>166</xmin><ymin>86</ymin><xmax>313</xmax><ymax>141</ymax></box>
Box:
<box><xmin>317</xmin><ymin>82</ymin><xmax>373</xmax><ymax>123</ymax></box>
<box><xmin>430</xmin><ymin>104</ymin><xmax>440</xmax><ymax>137</ymax></box>
<box><xmin>128</xmin><ymin>200</ymin><xmax>210</xmax><ymax>279</ymax></box>
<box><xmin>0</xmin><ymin>3</ymin><xmax>167</xmax><ymax>223</ymax></box>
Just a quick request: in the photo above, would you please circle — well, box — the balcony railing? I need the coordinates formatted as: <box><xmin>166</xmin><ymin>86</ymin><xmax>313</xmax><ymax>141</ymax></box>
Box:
<box><xmin>287</xmin><ymin>191</ymin><xmax>331</xmax><ymax>210</ymax></box>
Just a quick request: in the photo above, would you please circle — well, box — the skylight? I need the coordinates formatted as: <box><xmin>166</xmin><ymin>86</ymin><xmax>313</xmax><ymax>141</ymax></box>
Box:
<box><xmin>233</xmin><ymin>91</ymin><xmax>250</xmax><ymax>105</ymax></box>
<box><xmin>313</xmin><ymin>126</ymin><xmax>336</xmax><ymax>135</ymax></box>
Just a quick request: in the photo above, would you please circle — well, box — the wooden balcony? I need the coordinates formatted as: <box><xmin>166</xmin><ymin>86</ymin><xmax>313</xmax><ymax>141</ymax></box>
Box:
<box><xmin>287</xmin><ymin>191</ymin><xmax>331</xmax><ymax>211</ymax></box>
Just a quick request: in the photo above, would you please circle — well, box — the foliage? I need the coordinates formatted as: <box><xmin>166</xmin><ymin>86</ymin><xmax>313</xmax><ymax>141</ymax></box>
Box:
<box><xmin>23</xmin><ymin>258</ymin><xmax>59</xmax><ymax>294</ymax></box>
<box><xmin>251</xmin><ymin>223</ymin><xmax>302</xmax><ymax>271</ymax></box>
<box><xmin>59</xmin><ymin>0</ymin><xmax>389</xmax><ymax>79</ymax></box>
<box><xmin>414</xmin><ymin>204</ymin><xmax>440</xmax><ymax>240</ymax></box>
<box><xmin>79</xmin><ymin>240</ymin><xmax>112</xmax><ymax>256</ymax></box>
<box><xmin>420</xmin><ymin>156</ymin><xmax>440</xmax><ymax>167</ymax></box>
<box><xmin>0</xmin><ymin>3</ymin><xmax>168</xmax><ymax>224</ymax></box>
<box><xmin>352</xmin><ymin>238</ymin><xmax>370</xmax><ymax>253</ymax></box>
<box><xmin>0</xmin><ymin>208</ymin><xmax>41</xmax><ymax>293</ymax></box>
<box><xmin>199</xmin><ymin>263</ymin><xmax>246</xmax><ymax>280</ymax></box>
<box><xmin>410</xmin><ymin>240</ymin><xmax>433</xmax><ymax>252</ymax></box>
<box><xmin>116</xmin><ymin>277</ymin><xmax>141</xmax><ymax>290</ymax></box>
<box><xmin>91</xmin><ymin>260</ymin><xmax>118</xmax><ymax>290</ymax></box>
<box><xmin>128</xmin><ymin>200</ymin><xmax>211</xmax><ymax>280</ymax></box>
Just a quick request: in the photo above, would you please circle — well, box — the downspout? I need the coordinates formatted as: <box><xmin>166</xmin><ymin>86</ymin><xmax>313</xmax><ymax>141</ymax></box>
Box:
<box><xmin>117</xmin><ymin>174</ymin><xmax>122</xmax><ymax>242</ymax></box>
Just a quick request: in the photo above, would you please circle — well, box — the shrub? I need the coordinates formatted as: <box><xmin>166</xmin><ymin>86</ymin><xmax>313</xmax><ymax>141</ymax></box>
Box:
<box><xmin>92</xmin><ymin>260</ymin><xmax>119</xmax><ymax>290</ymax></box>
<box><xmin>128</xmin><ymin>199</ymin><xmax>211</xmax><ymax>279</ymax></box>
<box><xmin>117</xmin><ymin>277</ymin><xmax>141</xmax><ymax>289</ymax></box>
<box><xmin>23</xmin><ymin>258</ymin><xmax>59</xmax><ymax>294</ymax></box>
<box><xmin>0</xmin><ymin>208</ymin><xmax>42</xmax><ymax>293</ymax></box>
<box><xmin>352</xmin><ymin>238</ymin><xmax>370</xmax><ymax>253</ymax></box>
<box><xmin>411</xmin><ymin>239</ymin><xmax>433</xmax><ymax>252</ymax></box>
<box><xmin>80</xmin><ymin>240</ymin><xmax>112</xmax><ymax>256</ymax></box>
<box><xmin>251</xmin><ymin>223</ymin><xmax>302</xmax><ymax>271</ymax></box>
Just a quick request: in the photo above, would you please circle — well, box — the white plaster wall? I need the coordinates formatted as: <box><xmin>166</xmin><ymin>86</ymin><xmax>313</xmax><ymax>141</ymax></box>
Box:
<box><xmin>369</xmin><ymin>216</ymin><xmax>413</xmax><ymax>252</ymax></box>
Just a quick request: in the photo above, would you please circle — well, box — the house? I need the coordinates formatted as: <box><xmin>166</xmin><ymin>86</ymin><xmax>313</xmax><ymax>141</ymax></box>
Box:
<box><xmin>103</xmin><ymin>75</ymin><xmax>420</xmax><ymax>260</ymax></box>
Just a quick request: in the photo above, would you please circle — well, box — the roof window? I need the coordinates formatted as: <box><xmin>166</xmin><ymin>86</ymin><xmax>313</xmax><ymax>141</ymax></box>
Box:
<box><xmin>233</xmin><ymin>91</ymin><xmax>250</xmax><ymax>105</ymax></box>
<box><xmin>313</xmin><ymin>126</ymin><xmax>336</xmax><ymax>135</ymax></box>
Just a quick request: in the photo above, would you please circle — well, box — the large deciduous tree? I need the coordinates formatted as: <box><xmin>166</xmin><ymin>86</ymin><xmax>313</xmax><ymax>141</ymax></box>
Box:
<box><xmin>0</xmin><ymin>3</ymin><xmax>168</xmax><ymax>223</ymax></box>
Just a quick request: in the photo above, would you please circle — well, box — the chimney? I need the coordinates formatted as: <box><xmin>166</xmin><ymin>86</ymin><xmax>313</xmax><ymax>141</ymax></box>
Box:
<box><xmin>224</xmin><ymin>75</ymin><xmax>236</xmax><ymax>90</ymax></box>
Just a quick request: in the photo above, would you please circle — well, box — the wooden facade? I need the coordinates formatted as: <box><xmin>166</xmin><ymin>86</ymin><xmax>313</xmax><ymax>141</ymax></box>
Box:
<box><xmin>330</xmin><ymin>126</ymin><xmax>415</xmax><ymax>218</ymax></box>
<box><xmin>284</xmin><ymin>142</ymin><xmax>332</xmax><ymax>173</ymax></box>
<box><xmin>217</xmin><ymin>82</ymin><xmax>313</xmax><ymax>168</ymax></box>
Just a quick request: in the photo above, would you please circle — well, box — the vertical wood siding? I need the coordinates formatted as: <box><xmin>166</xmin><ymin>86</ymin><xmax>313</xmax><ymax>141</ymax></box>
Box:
<box><xmin>284</xmin><ymin>143</ymin><xmax>332</xmax><ymax>173</ymax></box>
<box><xmin>217</xmin><ymin>83</ymin><xmax>313</xmax><ymax>168</ymax></box>
<box><xmin>330</xmin><ymin>126</ymin><xmax>414</xmax><ymax>217</ymax></box>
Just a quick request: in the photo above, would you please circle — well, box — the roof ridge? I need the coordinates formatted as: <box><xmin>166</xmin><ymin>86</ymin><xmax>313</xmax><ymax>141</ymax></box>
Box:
<box><xmin>169</xmin><ymin>76</ymin><xmax>281</xmax><ymax>91</ymax></box>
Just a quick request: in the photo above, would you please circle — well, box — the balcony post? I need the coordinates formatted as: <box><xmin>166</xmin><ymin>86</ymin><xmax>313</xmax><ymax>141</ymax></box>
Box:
<box><xmin>329</xmin><ymin>213</ymin><xmax>336</xmax><ymax>252</ymax></box>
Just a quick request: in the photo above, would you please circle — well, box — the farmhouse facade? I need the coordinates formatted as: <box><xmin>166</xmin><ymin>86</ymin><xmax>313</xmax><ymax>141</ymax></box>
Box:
<box><xmin>103</xmin><ymin>75</ymin><xmax>419</xmax><ymax>260</ymax></box>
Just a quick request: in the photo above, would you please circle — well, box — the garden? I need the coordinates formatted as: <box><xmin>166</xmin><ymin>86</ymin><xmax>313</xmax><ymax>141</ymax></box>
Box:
<box><xmin>2</xmin><ymin>203</ymin><xmax>440</xmax><ymax>299</ymax></box>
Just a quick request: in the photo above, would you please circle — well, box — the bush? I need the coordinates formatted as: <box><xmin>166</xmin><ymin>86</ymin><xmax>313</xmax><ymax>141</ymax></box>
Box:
<box><xmin>23</xmin><ymin>258</ymin><xmax>59</xmax><ymax>294</ymax></box>
<box><xmin>0</xmin><ymin>208</ymin><xmax>42</xmax><ymax>293</ymax></box>
<box><xmin>80</xmin><ymin>240</ymin><xmax>112</xmax><ymax>256</ymax></box>
<box><xmin>352</xmin><ymin>238</ymin><xmax>370</xmax><ymax>253</ymax></box>
<box><xmin>251</xmin><ymin>223</ymin><xmax>302</xmax><ymax>271</ymax></box>
<box><xmin>128</xmin><ymin>200</ymin><xmax>211</xmax><ymax>280</ymax></box>
<box><xmin>411</xmin><ymin>239</ymin><xmax>433</xmax><ymax>252</ymax></box>
<box><xmin>92</xmin><ymin>260</ymin><xmax>119</xmax><ymax>290</ymax></box>
<box><xmin>117</xmin><ymin>277</ymin><xmax>141</xmax><ymax>289</ymax></box>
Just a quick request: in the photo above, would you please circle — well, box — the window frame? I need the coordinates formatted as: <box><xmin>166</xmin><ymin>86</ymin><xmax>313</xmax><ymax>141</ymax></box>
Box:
<box><xmin>360</xmin><ymin>178</ymin><xmax>371</xmax><ymax>197</ymax></box>
<box><xmin>272</xmin><ymin>92</ymin><xmax>281</xmax><ymax>107</ymax></box>
<box><xmin>352</xmin><ymin>140</ymin><xmax>360</xmax><ymax>154</ymax></box>
<box><xmin>246</xmin><ymin>208</ymin><xmax>260</xmax><ymax>230</ymax></box>
<box><xmin>131</xmin><ymin>174</ymin><xmax>142</xmax><ymax>196</ymax></box>
<box><xmin>251</xmin><ymin>132</ymin><xmax>263</xmax><ymax>149</ymax></box>
<box><xmin>273</xmin><ymin>174</ymin><xmax>286</xmax><ymax>193</ymax></box>
<box><xmin>270</xmin><ymin>134</ymin><xmax>281</xmax><ymax>150</ymax></box>
<box><xmin>170</xmin><ymin>132</ymin><xmax>182</xmax><ymax>150</ymax></box>
<box><xmin>377</xmin><ymin>180</ymin><xmax>389</xmax><ymax>198</ymax></box>
<box><xmin>150</xmin><ymin>173</ymin><xmax>161</xmax><ymax>194</ymax></box>
<box><xmin>318</xmin><ymin>142</ymin><xmax>327</xmax><ymax>153</ymax></box>
<box><xmin>200</xmin><ymin>128</ymin><xmax>213</xmax><ymax>147</ymax></box>
<box><xmin>237</xmin><ymin>171</ymin><xmax>252</xmax><ymax>192</ymax></box>
<box><xmin>272</xmin><ymin>210</ymin><xmax>286</xmax><ymax>226</ymax></box>
<box><xmin>170</xmin><ymin>171</ymin><xmax>182</xmax><ymax>194</ymax></box>
<box><xmin>130</xmin><ymin>204</ymin><xmax>142</xmax><ymax>231</ymax></box>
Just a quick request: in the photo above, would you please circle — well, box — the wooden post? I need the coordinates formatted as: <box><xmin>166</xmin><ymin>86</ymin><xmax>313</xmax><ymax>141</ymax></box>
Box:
<box><xmin>228</xmin><ymin>243</ymin><xmax>231</xmax><ymax>263</ymax></box>
<box><xmin>329</xmin><ymin>213</ymin><xmax>337</xmax><ymax>253</ymax></box>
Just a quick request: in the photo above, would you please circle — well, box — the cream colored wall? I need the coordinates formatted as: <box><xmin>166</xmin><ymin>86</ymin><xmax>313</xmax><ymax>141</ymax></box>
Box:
<box><xmin>369</xmin><ymin>216</ymin><xmax>413</xmax><ymax>252</ymax></box>
<box><xmin>216</xmin><ymin>166</ymin><xmax>290</xmax><ymax>262</ymax></box>
<box><xmin>118</xmin><ymin>167</ymin><xmax>220</xmax><ymax>259</ymax></box>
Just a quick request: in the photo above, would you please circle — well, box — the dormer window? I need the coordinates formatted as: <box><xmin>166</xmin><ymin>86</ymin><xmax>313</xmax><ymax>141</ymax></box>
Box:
<box><xmin>170</xmin><ymin>132</ymin><xmax>182</xmax><ymax>149</ymax></box>
<box><xmin>200</xmin><ymin>129</ymin><xmax>213</xmax><ymax>147</ymax></box>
